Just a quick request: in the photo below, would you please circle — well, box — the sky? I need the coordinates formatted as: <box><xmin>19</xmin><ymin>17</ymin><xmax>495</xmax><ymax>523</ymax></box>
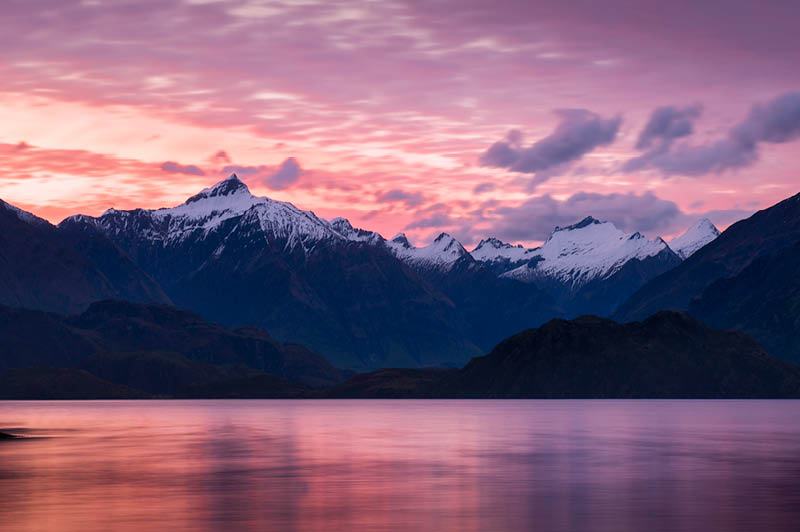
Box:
<box><xmin>1</xmin><ymin>0</ymin><xmax>800</xmax><ymax>246</ymax></box>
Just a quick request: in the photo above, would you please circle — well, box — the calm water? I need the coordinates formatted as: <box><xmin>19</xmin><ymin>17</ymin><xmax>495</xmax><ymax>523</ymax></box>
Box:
<box><xmin>1</xmin><ymin>400</ymin><xmax>800</xmax><ymax>532</ymax></box>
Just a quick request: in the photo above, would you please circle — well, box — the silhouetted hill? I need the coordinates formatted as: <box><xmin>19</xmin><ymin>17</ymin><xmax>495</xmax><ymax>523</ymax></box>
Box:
<box><xmin>0</xmin><ymin>368</ymin><xmax>149</xmax><ymax>399</ymax></box>
<box><xmin>325</xmin><ymin>312</ymin><xmax>800</xmax><ymax>398</ymax></box>
<box><xmin>0</xmin><ymin>300</ymin><xmax>347</xmax><ymax>396</ymax></box>
<box><xmin>177</xmin><ymin>374</ymin><xmax>309</xmax><ymax>398</ymax></box>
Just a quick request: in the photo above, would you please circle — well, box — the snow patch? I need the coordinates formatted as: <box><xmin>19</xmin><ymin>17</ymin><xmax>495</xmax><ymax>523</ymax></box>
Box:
<box><xmin>498</xmin><ymin>217</ymin><xmax>673</xmax><ymax>288</ymax></box>
<box><xmin>669</xmin><ymin>218</ymin><xmax>720</xmax><ymax>259</ymax></box>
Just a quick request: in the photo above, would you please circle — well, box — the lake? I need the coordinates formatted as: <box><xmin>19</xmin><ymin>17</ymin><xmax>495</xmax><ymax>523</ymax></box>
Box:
<box><xmin>1</xmin><ymin>400</ymin><xmax>799</xmax><ymax>531</ymax></box>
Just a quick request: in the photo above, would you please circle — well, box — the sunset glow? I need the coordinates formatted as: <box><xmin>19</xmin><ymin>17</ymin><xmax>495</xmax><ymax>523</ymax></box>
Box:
<box><xmin>2</xmin><ymin>0</ymin><xmax>799</xmax><ymax>245</ymax></box>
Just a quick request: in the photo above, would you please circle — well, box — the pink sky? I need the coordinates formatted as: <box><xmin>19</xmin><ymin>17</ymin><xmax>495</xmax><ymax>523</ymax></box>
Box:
<box><xmin>1</xmin><ymin>0</ymin><xmax>799</xmax><ymax>246</ymax></box>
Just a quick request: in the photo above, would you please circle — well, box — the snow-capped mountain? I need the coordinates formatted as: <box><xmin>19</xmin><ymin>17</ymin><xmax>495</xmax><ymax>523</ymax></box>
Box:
<box><xmin>465</xmin><ymin>216</ymin><xmax>682</xmax><ymax>317</ymax></box>
<box><xmin>669</xmin><ymin>218</ymin><xmax>720</xmax><ymax>259</ymax></box>
<box><xmin>330</xmin><ymin>217</ymin><xmax>384</xmax><ymax>245</ymax></box>
<box><xmin>470</xmin><ymin>237</ymin><xmax>540</xmax><ymax>275</ymax></box>
<box><xmin>65</xmin><ymin>174</ymin><xmax>348</xmax><ymax>253</ymax></box>
<box><xmin>329</xmin><ymin>217</ymin><xmax>477</xmax><ymax>274</ymax></box>
<box><xmin>500</xmin><ymin>217</ymin><xmax>676</xmax><ymax>288</ymax></box>
<box><xmin>59</xmin><ymin>175</ymin><xmax>484</xmax><ymax>370</ymax></box>
<box><xmin>386</xmin><ymin>232</ymin><xmax>473</xmax><ymax>272</ymax></box>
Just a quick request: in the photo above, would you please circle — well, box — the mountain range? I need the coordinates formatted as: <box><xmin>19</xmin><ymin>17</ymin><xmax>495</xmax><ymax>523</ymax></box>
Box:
<box><xmin>5</xmin><ymin>174</ymin><xmax>800</xmax><ymax>376</ymax></box>
<box><xmin>3</xmin><ymin>175</ymin><xmax>800</xmax><ymax>397</ymax></box>
<box><xmin>53</xmin><ymin>175</ymin><xmax>717</xmax><ymax>366</ymax></box>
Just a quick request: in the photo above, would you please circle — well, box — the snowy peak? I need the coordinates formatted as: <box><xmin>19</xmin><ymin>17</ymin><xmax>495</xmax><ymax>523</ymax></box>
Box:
<box><xmin>501</xmin><ymin>217</ymin><xmax>674</xmax><ymax>288</ymax></box>
<box><xmin>330</xmin><ymin>217</ymin><xmax>354</xmax><ymax>233</ymax></box>
<box><xmin>433</xmin><ymin>233</ymin><xmax>469</xmax><ymax>256</ymax></box>
<box><xmin>471</xmin><ymin>237</ymin><xmax>538</xmax><ymax>264</ymax></box>
<box><xmin>391</xmin><ymin>233</ymin><xmax>411</xmax><ymax>248</ymax></box>
<box><xmin>474</xmin><ymin>237</ymin><xmax>511</xmax><ymax>250</ymax></box>
<box><xmin>185</xmin><ymin>174</ymin><xmax>252</xmax><ymax>204</ymax></box>
<box><xmin>387</xmin><ymin>232</ymin><xmax>470</xmax><ymax>271</ymax></box>
<box><xmin>669</xmin><ymin>218</ymin><xmax>720</xmax><ymax>259</ymax></box>
<box><xmin>330</xmin><ymin>217</ymin><xmax>384</xmax><ymax>244</ymax></box>
<box><xmin>64</xmin><ymin>174</ymin><xmax>345</xmax><ymax>252</ymax></box>
<box><xmin>553</xmin><ymin>216</ymin><xmax>602</xmax><ymax>233</ymax></box>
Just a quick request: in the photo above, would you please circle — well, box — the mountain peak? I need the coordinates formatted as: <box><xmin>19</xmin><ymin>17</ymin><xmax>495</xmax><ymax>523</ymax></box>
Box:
<box><xmin>473</xmin><ymin>237</ymin><xmax>521</xmax><ymax>251</ymax></box>
<box><xmin>503</xmin><ymin>216</ymin><xmax>674</xmax><ymax>288</ymax></box>
<box><xmin>669</xmin><ymin>218</ymin><xmax>721</xmax><ymax>260</ymax></box>
<box><xmin>554</xmin><ymin>216</ymin><xmax>602</xmax><ymax>233</ymax></box>
<box><xmin>330</xmin><ymin>217</ymin><xmax>354</xmax><ymax>231</ymax></box>
<box><xmin>391</xmin><ymin>233</ymin><xmax>411</xmax><ymax>248</ymax></box>
<box><xmin>386</xmin><ymin>232</ymin><xmax>469</xmax><ymax>271</ymax></box>
<box><xmin>185</xmin><ymin>174</ymin><xmax>251</xmax><ymax>205</ymax></box>
<box><xmin>471</xmin><ymin>236</ymin><xmax>537</xmax><ymax>265</ymax></box>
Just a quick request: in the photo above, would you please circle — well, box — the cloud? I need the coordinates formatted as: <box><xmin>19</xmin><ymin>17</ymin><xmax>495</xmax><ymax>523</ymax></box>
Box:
<box><xmin>221</xmin><ymin>157</ymin><xmax>303</xmax><ymax>190</ymax></box>
<box><xmin>161</xmin><ymin>161</ymin><xmax>205</xmax><ymax>176</ymax></box>
<box><xmin>485</xmin><ymin>191</ymin><xmax>683</xmax><ymax>242</ymax></box>
<box><xmin>473</xmin><ymin>182</ymin><xmax>495</xmax><ymax>194</ymax></box>
<box><xmin>635</xmin><ymin>104</ymin><xmax>702</xmax><ymax>150</ymax></box>
<box><xmin>624</xmin><ymin>92</ymin><xmax>800</xmax><ymax>176</ymax></box>
<box><xmin>479</xmin><ymin>109</ymin><xmax>622</xmax><ymax>180</ymax></box>
<box><xmin>211</xmin><ymin>150</ymin><xmax>231</xmax><ymax>164</ymax></box>
<box><xmin>405</xmin><ymin>212</ymin><xmax>456</xmax><ymax>230</ymax></box>
<box><xmin>376</xmin><ymin>189</ymin><xmax>425</xmax><ymax>207</ymax></box>
<box><xmin>265</xmin><ymin>157</ymin><xmax>302</xmax><ymax>190</ymax></box>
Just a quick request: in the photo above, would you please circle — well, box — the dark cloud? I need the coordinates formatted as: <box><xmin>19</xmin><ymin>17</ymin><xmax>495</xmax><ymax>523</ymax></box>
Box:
<box><xmin>405</xmin><ymin>212</ymin><xmax>456</xmax><ymax>230</ymax></box>
<box><xmin>221</xmin><ymin>164</ymin><xmax>265</xmax><ymax>177</ymax></box>
<box><xmin>473</xmin><ymin>182</ymin><xmax>495</xmax><ymax>194</ymax></box>
<box><xmin>485</xmin><ymin>191</ymin><xmax>682</xmax><ymax>241</ymax></box>
<box><xmin>211</xmin><ymin>150</ymin><xmax>231</xmax><ymax>164</ymax></box>
<box><xmin>478</xmin><ymin>190</ymin><xmax>753</xmax><ymax>243</ymax></box>
<box><xmin>400</xmin><ymin>188</ymin><xmax>752</xmax><ymax>246</ymax></box>
<box><xmin>734</xmin><ymin>91</ymin><xmax>800</xmax><ymax>143</ymax></box>
<box><xmin>624</xmin><ymin>92</ymin><xmax>800</xmax><ymax>176</ymax></box>
<box><xmin>377</xmin><ymin>189</ymin><xmax>425</xmax><ymax>207</ymax></box>
<box><xmin>161</xmin><ymin>161</ymin><xmax>205</xmax><ymax>175</ymax></box>
<box><xmin>265</xmin><ymin>157</ymin><xmax>302</xmax><ymax>190</ymax></box>
<box><xmin>635</xmin><ymin>105</ymin><xmax>702</xmax><ymax>150</ymax></box>
<box><xmin>222</xmin><ymin>157</ymin><xmax>303</xmax><ymax>190</ymax></box>
<box><xmin>480</xmin><ymin>109</ymin><xmax>622</xmax><ymax>178</ymax></box>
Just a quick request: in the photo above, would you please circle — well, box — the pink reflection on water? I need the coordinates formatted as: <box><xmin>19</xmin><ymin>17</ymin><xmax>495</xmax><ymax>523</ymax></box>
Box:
<box><xmin>1</xmin><ymin>400</ymin><xmax>800</xmax><ymax>532</ymax></box>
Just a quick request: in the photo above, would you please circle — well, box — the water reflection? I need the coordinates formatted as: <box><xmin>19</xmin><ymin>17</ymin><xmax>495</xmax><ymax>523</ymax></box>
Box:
<box><xmin>1</xmin><ymin>400</ymin><xmax>799</xmax><ymax>531</ymax></box>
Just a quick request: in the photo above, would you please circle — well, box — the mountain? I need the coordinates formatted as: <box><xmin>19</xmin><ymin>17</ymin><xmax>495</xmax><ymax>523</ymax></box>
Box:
<box><xmin>0</xmin><ymin>300</ymin><xmax>346</xmax><ymax>396</ymax></box>
<box><xmin>688</xmin><ymin>240</ymin><xmax>800</xmax><ymax>363</ymax></box>
<box><xmin>669</xmin><ymin>218</ymin><xmax>720</xmax><ymax>259</ymax></box>
<box><xmin>0</xmin><ymin>198</ymin><xmax>170</xmax><ymax>314</ymax></box>
<box><xmin>471</xmin><ymin>217</ymin><xmax>681</xmax><ymax>316</ymax></box>
<box><xmin>324</xmin><ymin>312</ymin><xmax>800</xmax><ymax>398</ymax></box>
<box><xmin>470</xmin><ymin>237</ymin><xmax>539</xmax><ymax>275</ymax></box>
<box><xmin>386</xmin><ymin>232</ymin><xmax>473</xmax><ymax>273</ymax></box>
<box><xmin>360</xmin><ymin>230</ymin><xmax>561</xmax><ymax>352</ymax></box>
<box><xmin>615</xmin><ymin>192</ymin><xmax>800</xmax><ymax>326</ymax></box>
<box><xmin>60</xmin><ymin>175</ymin><xmax>481</xmax><ymax>370</ymax></box>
